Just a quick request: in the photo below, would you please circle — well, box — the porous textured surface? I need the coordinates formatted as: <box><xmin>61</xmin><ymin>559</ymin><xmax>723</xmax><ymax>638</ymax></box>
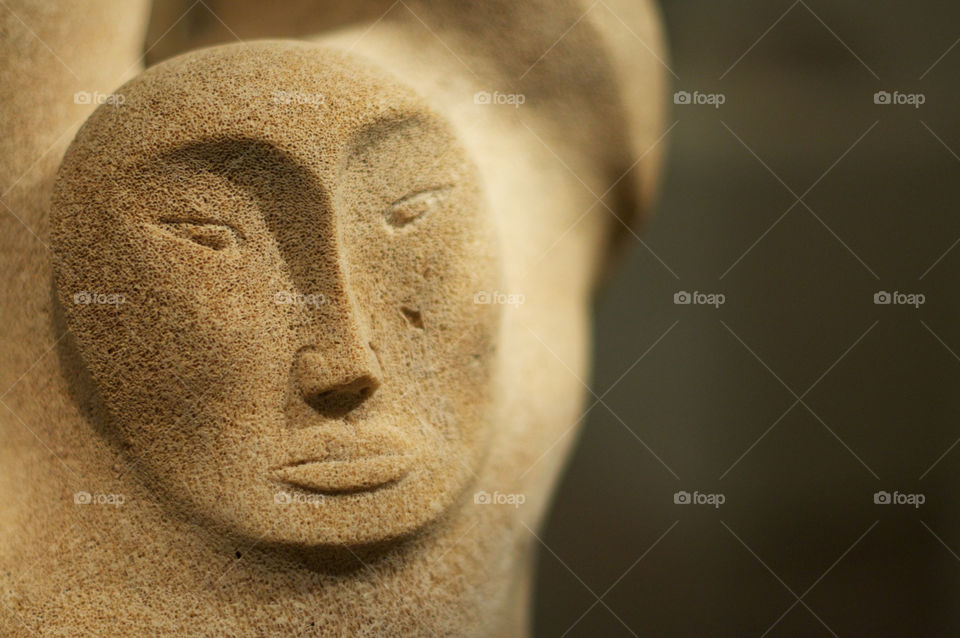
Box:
<box><xmin>0</xmin><ymin>1</ymin><xmax>667</xmax><ymax>636</ymax></box>
<box><xmin>54</xmin><ymin>42</ymin><xmax>502</xmax><ymax>549</ymax></box>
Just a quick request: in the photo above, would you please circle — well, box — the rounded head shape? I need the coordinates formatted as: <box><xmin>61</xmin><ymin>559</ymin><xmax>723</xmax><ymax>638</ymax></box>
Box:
<box><xmin>53</xmin><ymin>42</ymin><xmax>501</xmax><ymax>546</ymax></box>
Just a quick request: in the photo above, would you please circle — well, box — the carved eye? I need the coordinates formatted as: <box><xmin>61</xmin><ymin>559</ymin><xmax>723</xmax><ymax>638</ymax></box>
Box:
<box><xmin>158</xmin><ymin>220</ymin><xmax>242</xmax><ymax>250</ymax></box>
<box><xmin>383</xmin><ymin>187</ymin><xmax>449</xmax><ymax>228</ymax></box>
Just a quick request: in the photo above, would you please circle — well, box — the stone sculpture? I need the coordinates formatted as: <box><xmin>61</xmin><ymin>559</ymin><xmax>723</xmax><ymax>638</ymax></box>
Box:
<box><xmin>0</xmin><ymin>1</ymin><xmax>667</xmax><ymax>635</ymax></box>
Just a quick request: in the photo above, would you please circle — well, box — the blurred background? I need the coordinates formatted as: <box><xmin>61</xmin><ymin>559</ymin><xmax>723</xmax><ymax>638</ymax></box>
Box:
<box><xmin>535</xmin><ymin>1</ymin><xmax>960</xmax><ymax>636</ymax></box>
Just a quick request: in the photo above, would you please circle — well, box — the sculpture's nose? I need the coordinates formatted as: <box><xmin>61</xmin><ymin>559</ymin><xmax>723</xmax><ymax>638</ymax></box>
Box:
<box><xmin>292</xmin><ymin>342</ymin><xmax>382</xmax><ymax>418</ymax></box>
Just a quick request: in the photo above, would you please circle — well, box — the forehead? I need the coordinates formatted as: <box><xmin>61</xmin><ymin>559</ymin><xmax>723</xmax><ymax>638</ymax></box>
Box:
<box><xmin>62</xmin><ymin>41</ymin><xmax>437</xmax><ymax>179</ymax></box>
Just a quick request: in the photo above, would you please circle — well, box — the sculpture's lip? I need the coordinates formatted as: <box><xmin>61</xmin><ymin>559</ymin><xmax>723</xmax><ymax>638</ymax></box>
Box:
<box><xmin>271</xmin><ymin>454</ymin><xmax>412</xmax><ymax>494</ymax></box>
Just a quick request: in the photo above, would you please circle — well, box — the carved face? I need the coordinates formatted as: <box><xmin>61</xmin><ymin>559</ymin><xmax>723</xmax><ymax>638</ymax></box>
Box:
<box><xmin>53</xmin><ymin>43</ymin><xmax>500</xmax><ymax>546</ymax></box>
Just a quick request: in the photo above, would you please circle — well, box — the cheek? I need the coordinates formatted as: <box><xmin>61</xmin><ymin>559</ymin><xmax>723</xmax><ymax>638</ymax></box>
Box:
<box><xmin>345</xmin><ymin>201</ymin><xmax>501</xmax><ymax>420</ymax></box>
<box><xmin>61</xmin><ymin>223</ymin><xmax>294</xmax><ymax>444</ymax></box>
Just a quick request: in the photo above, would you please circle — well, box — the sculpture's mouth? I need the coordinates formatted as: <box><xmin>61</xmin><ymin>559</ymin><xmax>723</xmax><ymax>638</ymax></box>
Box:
<box><xmin>272</xmin><ymin>454</ymin><xmax>412</xmax><ymax>494</ymax></box>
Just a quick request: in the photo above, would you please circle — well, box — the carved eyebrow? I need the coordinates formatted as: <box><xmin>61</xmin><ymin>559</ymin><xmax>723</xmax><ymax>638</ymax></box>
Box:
<box><xmin>147</xmin><ymin>139</ymin><xmax>336</xmax><ymax>280</ymax></box>
<box><xmin>345</xmin><ymin>114</ymin><xmax>432</xmax><ymax>157</ymax></box>
<box><xmin>153</xmin><ymin>137</ymin><xmax>327</xmax><ymax>208</ymax></box>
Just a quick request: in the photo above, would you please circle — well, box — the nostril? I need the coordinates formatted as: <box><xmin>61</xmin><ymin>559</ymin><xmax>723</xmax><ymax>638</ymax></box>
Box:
<box><xmin>292</xmin><ymin>343</ymin><xmax>383</xmax><ymax>419</ymax></box>
<box><xmin>302</xmin><ymin>374</ymin><xmax>378</xmax><ymax>418</ymax></box>
<box><xmin>400</xmin><ymin>306</ymin><xmax>424</xmax><ymax>329</ymax></box>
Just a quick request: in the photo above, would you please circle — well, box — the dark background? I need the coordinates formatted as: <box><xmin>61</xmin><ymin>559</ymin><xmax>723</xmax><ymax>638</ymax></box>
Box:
<box><xmin>535</xmin><ymin>1</ymin><xmax>960</xmax><ymax>636</ymax></box>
